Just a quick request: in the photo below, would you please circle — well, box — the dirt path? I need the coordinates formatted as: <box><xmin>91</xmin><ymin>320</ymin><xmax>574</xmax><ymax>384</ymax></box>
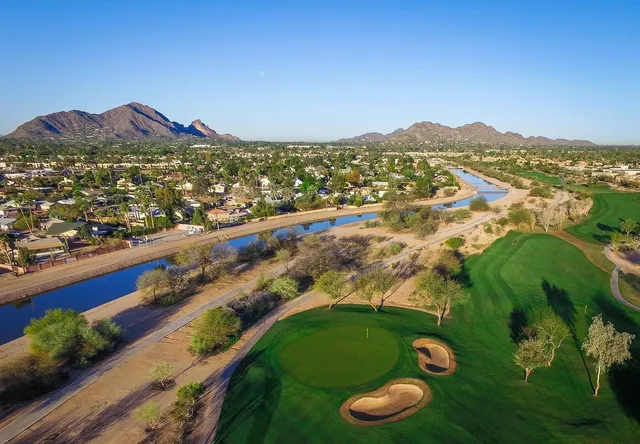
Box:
<box><xmin>0</xmin><ymin>263</ymin><xmax>288</xmax><ymax>444</ymax></box>
<box><xmin>604</xmin><ymin>246</ymin><xmax>640</xmax><ymax>312</ymax></box>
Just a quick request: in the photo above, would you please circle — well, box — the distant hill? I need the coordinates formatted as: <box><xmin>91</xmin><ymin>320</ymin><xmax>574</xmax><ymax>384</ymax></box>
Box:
<box><xmin>4</xmin><ymin>102</ymin><xmax>239</xmax><ymax>140</ymax></box>
<box><xmin>338</xmin><ymin>121</ymin><xmax>595</xmax><ymax>146</ymax></box>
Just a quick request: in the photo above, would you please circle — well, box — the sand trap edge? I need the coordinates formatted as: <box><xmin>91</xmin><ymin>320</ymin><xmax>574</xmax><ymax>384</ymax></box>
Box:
<box><xmin>339</xmin><ymin>378</ymin><xmax>432</xmax><ymax>426</ymax></box>
<box><xmin>412</xmin><ymin>338</ymin><xmax>457</xmax><ymax>376</ymax></box>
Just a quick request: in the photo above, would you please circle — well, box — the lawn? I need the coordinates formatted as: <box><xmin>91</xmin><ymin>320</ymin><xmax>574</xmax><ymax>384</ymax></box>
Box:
<box><xmin>566</xmin><ymin>191</ymin><xmax>640</xmax><ymax>244</ymax></box>
<box><xmin>215</xmin><ymin>233</ymin><xmax>640</xmax><ymax>444</ymax></box>
<box><xmin>522</xmin><ymin>171</ymin><xmax>562</xmax><ymax>185</ymax></box>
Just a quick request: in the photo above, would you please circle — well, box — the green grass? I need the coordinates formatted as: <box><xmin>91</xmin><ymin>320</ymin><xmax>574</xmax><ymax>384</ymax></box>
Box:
<box><xmin>522</xmin><ymin>171</ymin><xmax>562</xmax><ymax>185</ymax></box>
<box><xmin>566</xmin><ymin>191</ymin><xmax>640</xmax><ymax>244</ymax></box>
<box><xmin>216</xmin><ymin>233</ymin><xmax>640</xmax><ymax>443</ymax></box>
<box><xmin>277</xmin><ymin>325</ymin><xmax>399</xmax><ymax>388</ymax></box>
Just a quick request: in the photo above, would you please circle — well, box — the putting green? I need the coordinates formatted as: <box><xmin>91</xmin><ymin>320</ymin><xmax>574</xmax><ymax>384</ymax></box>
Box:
<box><xmin>277</xmin><ymin>325</ymin><xmax>399</xmax><ymax>388</ymax></box>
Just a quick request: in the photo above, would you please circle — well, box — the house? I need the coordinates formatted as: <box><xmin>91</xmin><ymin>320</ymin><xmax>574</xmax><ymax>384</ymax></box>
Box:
<box><xmin>17</xmin><ymin>236</ymin><xmax>65</xmax><ymax>255</ymax></box>
<box><xmin>213</xmin><ymin>184</ymin><xmax>227</xmax><ymax>194</ymax></box>
<box><xmin>88</xmin><ymin>223</ymin><xmax>117</xmax><ymax>236</ymax></box>
<box><xmin>0</xmin><ymin>217</ymin><xmax>16</xmax><ymax>231</ymax></box>
<box><xmin>57</xmin><ymin>198</ymin><xmax>76</xmax><ymax>206</ymax></box>
<box><xmin>207</xmin><ymin>208</ymin><xmax>231</xmax><ymax>223</ymax></box>
<box><xmin>371</xmin><ymin>181</ymin><xmax>389</xmax><ymax>188</ymax></box>
<box><xmin>46</xmin><ymin>221</ymin><xmax>86</xmax><ymax>238</ymax></box>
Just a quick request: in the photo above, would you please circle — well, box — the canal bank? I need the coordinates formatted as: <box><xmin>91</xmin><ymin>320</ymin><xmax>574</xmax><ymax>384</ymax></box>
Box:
<box><xmin>0</xmin><ymin>169</ymin><xmax>509</xmax><ymax>346</ymax></box>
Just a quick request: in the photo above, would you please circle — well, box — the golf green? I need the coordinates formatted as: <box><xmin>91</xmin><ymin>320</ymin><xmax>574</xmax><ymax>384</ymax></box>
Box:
<box><xmin>278</xmin><ymin>325</ymin><xmax>399</xmax><ymax>388</ymax></box>
<box><xmin>216</xmin><ymin>233</ymin><xmax>640</xmax><ymax>444</ymax></box>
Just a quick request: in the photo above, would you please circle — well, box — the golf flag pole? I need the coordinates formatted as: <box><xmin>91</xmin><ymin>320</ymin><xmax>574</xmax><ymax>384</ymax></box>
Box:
<box><xmin>367</xmin><ymin>328</ymin><xmax>369</xmax><ymax>339</ymax></box>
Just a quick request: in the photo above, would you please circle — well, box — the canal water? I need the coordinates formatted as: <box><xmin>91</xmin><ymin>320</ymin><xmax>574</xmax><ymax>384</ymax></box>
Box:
<box><xmin>0</xmin><ymin>170</ymin><xmax>505</xmax><ymax>345</ymax></box>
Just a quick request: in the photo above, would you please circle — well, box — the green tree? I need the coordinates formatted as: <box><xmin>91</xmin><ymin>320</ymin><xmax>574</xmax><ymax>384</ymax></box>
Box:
<box><xmin>24</xmin><ymin>309</ymin><xmax>119</xmax><ymax>364</ymax></box>
<box><xmin>619</xmin><ymin>218</ymin><xmax>637</xmax><ymax>238</ymax></box>
<box><xmin>582</xmin><ymin>314</ymin><xmax>634</xmax><ymax>396</ymax></box>
<box><xmin>514</xmin><ymin>338</ymin><xmax>549</xmax><ymax>382</ymax></box>
<box><xmin>275</xmin><ymin>248</ymin><xmax>292</xmax><ymax>273</ymax></box>
<box><xmin>314</xmin><ymin>270</ymin><xmax>349</xmax><ymax>309</ymax></box>
<box><xmin>148</xmin><ymin>362</ymin><xmax>175</xmax><ymax>389</ymax></box>
<box><xmin>136</xmin><ymin>268</ymin><xmax>167</xmax><ymax>302</ymax></box>
<box><xmin>176</xmin><ymin>244</ymin><xmax>214</xmax><ymax>282</ymax></box>
<box><xmin>135</xmin><ymin>401</ymin><xmax>162</xmax><ymax>431</ymax></box>
<box><xmin>411</xmin><ymin>271</ymin><xmax>468</xmax><ymax>326</ymax></box>
<box><xmin>189</xmin><ymin>308</ymin><xmax>241</xmax><ymax>356</ymax></box>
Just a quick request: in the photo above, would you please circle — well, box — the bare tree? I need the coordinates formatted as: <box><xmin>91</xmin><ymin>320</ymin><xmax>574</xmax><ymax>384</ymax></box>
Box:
<box><xmin>534</xmin><ymin>204</ymin><xmax>565</xmax><ymax>233</ymax></box>
<box><xmin>582</xmin><ymin>314</ymin><xmax>634</xmax><ymax>396</ymax></box>
<box><xmin>275</xmin><ymin>248</ymin><xmax>292</xmax><ymax>274</ymax></box>
<box><xmin>533</xmin><ymin>308</ymin><xmax>570</xmax><ymax>366</ymax></box>
<box><xmin>514</xmin><ymin>338</ymin><xmax>549</xmax><ymax>382</ymax></box>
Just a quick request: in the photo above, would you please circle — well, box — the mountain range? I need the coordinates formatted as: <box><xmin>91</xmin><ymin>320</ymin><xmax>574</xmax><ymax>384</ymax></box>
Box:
<box><xmin>338</xmin><ymin>121</ymin><xmax>595</xmax><ymax>146</ymax></box>
<box><xmin>3</xmin><ymin>102</ymin><xmax>239</xmax><ymax>141</ymax></box>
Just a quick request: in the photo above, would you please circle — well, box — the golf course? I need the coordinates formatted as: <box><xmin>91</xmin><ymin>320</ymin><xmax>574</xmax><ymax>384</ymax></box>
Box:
<box><xmin>522</xmin><ymin>171</ymin><xmax>562</xmax><ymax>185</ymax></box>
<box><xmin>566</xmin><ymin>189</ymin><xmax>640</xmax><ymax>244</ymax></box>
<box><xmin>215</xmin><ymin>232</ymin><xmax>640</xmax><ymax>443</ymax></box>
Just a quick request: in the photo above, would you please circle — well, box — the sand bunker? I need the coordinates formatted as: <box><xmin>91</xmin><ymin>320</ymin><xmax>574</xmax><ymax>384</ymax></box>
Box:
<box><xmin>412</xmin><ymin>338</ymin><xmax>457</xmax><ymax>375</ymax></box>
<box><xmin>340</xmin><ymin>378</ymin><xmax>431</xmax><ymax>426</ymax></box>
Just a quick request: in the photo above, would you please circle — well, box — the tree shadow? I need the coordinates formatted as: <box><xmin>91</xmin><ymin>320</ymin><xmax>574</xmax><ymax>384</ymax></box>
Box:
<box><xmin>542</xmin><ymin>280</ymin><xmax>594</xmax><ymax>392</ymax></box>
<box><xmin>542</xmin><ymin>280</ymin><xmax>576</xmax><ymax>333</ymax></box>
<box><xmin>508</xmin><ymin>306</ymin><xmax>529</xmax><ymax>343</ymax></box>
<box><xmin>15</xmin><ymin>383</ymin><xmax>154</xmax><ymax>443</ymax></box>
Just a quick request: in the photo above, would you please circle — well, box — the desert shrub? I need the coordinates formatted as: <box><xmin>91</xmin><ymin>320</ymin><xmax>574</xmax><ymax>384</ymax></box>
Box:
<box><xmin>189</xmin><ymin>308</ymin><xmax>241</xmax><ymax>356</ymax></box>
<box><xmin>24</xmin><ymin>309</ymin><xmax>120</xmax><ymax>365</ymax></box>
<box><xmin>469</xmin><ymin>196</ymin><xmax>490</xmax><ymax>211</ymax></box>
<box><xmin>451</xmin><ymin>209</ymin><xmax>472</xmax><ymax>221</ymax></box>
<box><xmin>0</xmin><ymin>354</ymin><xmax>65</xmax><ymax>402</ymax></box>
<box><xmin>237</xmin><ymin>241</ymin><xmax>267</xmax><ymax>263</ymax></box>
<box><xmin>226</xmin><ymin>291</ymin><xmax>281</xmax><ymax>325</ymax></box>
<box><xmin>269</xmin><ymin>276</ymin><xmax>300</xmax><ymax>301</ymax></box>
<box><xmin>484</xmin><ymin>223</ymin><xmax>494</xmax><ymax>234</ymax></box>
<box><xmin>529</xmin><ymin>186</ymin><xmax>554</xmax><ymax>199</ymax></box>
<box><xmin>255</xmin><ymin>272</ymin><xmax>274</xmax><ymax>291</ymax></box>
<box><xmin>445</xmin><ymin>237</ymin><xmax>465</xmax><ymax>250</ymax></box>
<box><xmin>363</xmin><ymin>220</ymin><xmax>380</xmax><ymax>229</ymax></box>
<box><xmin>135</xmin><ymin>401</ymin><xmax>163</xmax><ymax>431</ymax></box>
<box><xmin>171</xmin><ymin>382</ymin><xmax>206</xmax><ymax>427</ymax></box>
<box><xmin>386</xmin><ymin>241</ymin><xmax>404</xmax><ymax>256</ymax></box>
<box><xmin>149</xmin><ymin>362</ymin><xmax>175</xmax><ymax>389</ymax></box>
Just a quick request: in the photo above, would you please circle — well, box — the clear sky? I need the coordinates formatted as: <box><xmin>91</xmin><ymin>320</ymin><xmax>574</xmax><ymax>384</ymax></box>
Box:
<box><xmin>1</xmin><ymin>0</ymin><xmax>638</xmax><ymax>143</ymax></box>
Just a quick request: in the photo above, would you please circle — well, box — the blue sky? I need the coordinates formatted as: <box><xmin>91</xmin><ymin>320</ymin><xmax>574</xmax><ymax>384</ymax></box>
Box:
<box><xmin>1</xmin><ymin>0</ymin><xmax>639</xmax><ymax>143</ymax></box>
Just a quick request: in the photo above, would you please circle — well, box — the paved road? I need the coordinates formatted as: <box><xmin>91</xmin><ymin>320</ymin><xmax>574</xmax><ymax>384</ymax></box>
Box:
<box><xmin>604</xmin><ymin>246</ymin><xmax>640</xmax><ymax>312</ymax></box>
<box><xmin>0</xmin><ymin>201</ymin><xmax>503</xmax><ymax>444</ymax></box>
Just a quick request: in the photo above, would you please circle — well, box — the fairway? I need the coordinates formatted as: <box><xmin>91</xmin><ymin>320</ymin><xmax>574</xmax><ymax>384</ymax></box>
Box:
<box><xmin>215</xmin><ymin>233</ymin><xmax>640</xmax><ymax>444</ymax></box>
<box><xmin>278</xmin><ymin>325</ymin><xmax>399</xmax><ymax>388</ymax></box>
<box><xmin>566</xmin><ymin>191</ymin><xmax>640</xmax><ymax>243</ymax></box>
<box><xmin>522</xmin><ymin>171</ymin><xmax>561</xmax><ymax>185</ymax></box>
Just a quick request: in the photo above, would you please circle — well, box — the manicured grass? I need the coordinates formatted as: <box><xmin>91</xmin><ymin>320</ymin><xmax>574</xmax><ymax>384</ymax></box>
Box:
<box><xmin>216</xmin><ymin>233</ymin><xmax>640</xmax><ymax>443</ymax></box>
<box><xmin>277</xmin><ymin>325</ymin><xmax>399</xmax><ymax>388</ymax></box>
<box><xmin>566</xmin><ymin>191</ymin><xmax>640</xmax><ymax>244</ymax></box>
<box><xmin>522</xmin><ymin>171</ymin><xmax>562</xmax><ymax>185</ymax></box>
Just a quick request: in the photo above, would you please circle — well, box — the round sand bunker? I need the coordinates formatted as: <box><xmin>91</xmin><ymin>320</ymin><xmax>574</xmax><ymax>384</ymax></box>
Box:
<box><xmin>340</xmin><ymin>378</ymin><xmax>431</xmax><ymax>426</ymax></box>
<box><xmin>412</xmin><ymin>338</ymin><xmax>457</xmax><ymax>375</ymax></box>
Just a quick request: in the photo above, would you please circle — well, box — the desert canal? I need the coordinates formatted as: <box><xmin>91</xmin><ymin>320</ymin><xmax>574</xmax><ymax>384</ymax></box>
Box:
<box><xmin>0</xmin><ymin>169</ymin><xmax>505</xmax><ymax>344</ymax></box>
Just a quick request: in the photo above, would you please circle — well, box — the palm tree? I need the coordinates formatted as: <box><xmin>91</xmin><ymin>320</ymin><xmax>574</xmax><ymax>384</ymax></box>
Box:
<box><xmin>13</xmin><ymin>195</ymin><xmax>34</xmax><ymax>233</ymax></box>
<box><xmin>119</xmin><ymin>202</ymin><xmax>132</xmax><ymax>231</ymax></box>
<box><xmin>0</xmin><ymin>233</ymin><xmax>15</xmax><ymax>265</ymax></box>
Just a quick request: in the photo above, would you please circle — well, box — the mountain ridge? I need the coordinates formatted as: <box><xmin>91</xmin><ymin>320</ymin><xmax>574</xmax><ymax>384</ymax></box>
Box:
<box><xmin>338</xmin><ymin>120</ymin><xmax>595</xmax><ymax>146</ymax></box>
<box><xmin>4</xmin><ymin>102</ymin><xmax>239</xmax><ymax>141</ymax></box>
